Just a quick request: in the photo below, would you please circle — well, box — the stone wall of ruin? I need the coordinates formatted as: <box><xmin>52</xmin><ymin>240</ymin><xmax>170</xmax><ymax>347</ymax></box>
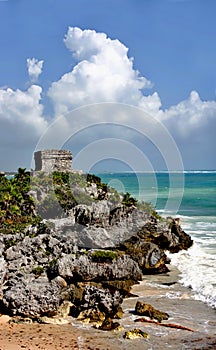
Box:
<box><xmin>34</xmin><ymin>150</ymin><xmax>72</xmax><ymax>173</ymax></box>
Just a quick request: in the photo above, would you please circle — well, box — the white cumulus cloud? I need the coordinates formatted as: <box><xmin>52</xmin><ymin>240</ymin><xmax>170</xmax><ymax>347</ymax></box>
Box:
<box><xmin>27</xmin><ymin>58</ymin><xmax>44</xmax><ymax>82</ymax></box>
<box><xmin>0</xmin><ymin>85</ymin><xmax>48</xmax><ymax>170</ymax></box>
<box><xmin>48</xmin><ymin>27</ymin><xmax>156</xmax><ymax>116</ymax></box>
<box><xmin>157</xmin><ymin>91</ymin><xmax>216</xmax><ymax>168</ymax></box>
<box><xmin>161</xmin><ymin>91</ymin><xmax>216</xmax><ymax>136</ymax></box>
<box><xmin>0</xmin><ymin>85</ymin><xmax>47</xmax><ymax>133</ymax></box>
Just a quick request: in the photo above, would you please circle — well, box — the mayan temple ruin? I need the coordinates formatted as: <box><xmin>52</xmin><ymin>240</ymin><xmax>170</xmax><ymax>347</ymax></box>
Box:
<box><xmin>34</xmin><ymin>150</ymin><xmax>72</xmax><ymax>173</ymax></box>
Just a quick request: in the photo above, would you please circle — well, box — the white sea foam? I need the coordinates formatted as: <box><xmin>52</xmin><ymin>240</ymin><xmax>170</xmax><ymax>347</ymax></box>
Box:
<box><xmin>165</xmin><ymin>291</ymin><xmax>190</xmax><ymax>300</ymax></box>
<box><xmin>156</xmin><ymin>207</ymin><xmax>216</xmax><ymax>308</ymax></box>
<box><xmin>167</xmin><ymin>242</ymin><xmax>216</xmax><ymax>308</ymax></box>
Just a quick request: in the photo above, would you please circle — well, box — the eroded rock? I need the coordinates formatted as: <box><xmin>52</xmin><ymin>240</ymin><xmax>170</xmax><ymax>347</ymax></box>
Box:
<box><xmin>120</xmin><ymin>239</ymin><xmax>168</xmax><ymax>274</ymax></box>
<box><xmin>124</xmin><ymin>328</ymin><xmax>149</xmax><ymax>339</ymax></box>
<box><xmin>78</xmin><ymin>285</ymin><xmax>123</xmax><ymax>320</ymax></box>
<box><xmin>97</xmin><ymin>317</ymin><xmax>121</xmax><ymax>331</ymax></box>
<box><xmin>135</xmin><ymin>301</ymin><xmax>169</xmax><ymax>322</ymax></box>
<box><xmin>37</xmin><ymin>316</ymin><xmax>70</xmax><ymax>324</ymax></box>
<box><xmin>54</xmin><ymin>253</ymin><xmax>142</xmax><ymax>282</ymax></box>
<box><xmin>3</xmin><ymin>275</ymin><xmax>62</xmax><ymax>317</ymax></box>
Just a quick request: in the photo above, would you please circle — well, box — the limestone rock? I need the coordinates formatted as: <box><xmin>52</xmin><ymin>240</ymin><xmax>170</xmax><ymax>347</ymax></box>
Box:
<box><xmin>0</xmin><ymin>166</ymin><xmax>193</xmax><ymax>321</ymax></box>
<box><xmin>0</xmin><ymin>237</ymin><xmax>5</xmax><ymax>257</ymax></box>
<box><xmin>52</xmin><ymin>276</ymin><xmax>67</xmax><ymax>288</ymax></box>
<box><xmin>98</xmin><ymin>317</ymin><xmax>121</xmax><ymax>331</ymax></box>
<box><xmin>79</xmin><ymin>285</ymin><xmax>123</xmax><ymax>319</ymax></box>
<box><xmin>124</xmin><ymin>328</ymin><xmax>149</xmax><ymax>339</ymax></box>
<box><xmin>37</xmin><ymin>316</ymin><xmax>70</xmax><ymax>324</ymax></box>
<box><xmin>57</xmin><ymin>300</ymin><xmax>73</xmax><ymax>318</ymax></box>
<box><xmin>120</xmin><ymin>239</ymin><xmax>168</xmax><ymax>274</ymax></box>
<box><xmin>135</xmin><ymin>301</ymin><xmax>169</xmax><ymax>322</ymax></box>
<box><xmin>54</xmin><ymin>253</ymin><xmax>142</xmax><ymax>282</ymax></box>
<box><xmin>0</xmin><ymin>257</ymin><xmax>7</xmax><ymax>285</ymax></box>
<box><xmin>3</xmin><ymin>275</ymin><xmax>62</xmax><ymax>317</ymax></box>
<box><xmin>73</xmin><ymin>201</ymin><xmax>110</xmax><ymax>227</ymax></box>
<box><xmin>0</xmin><ymin>257</ymin><xmax>7</xmax><ymax>300</ymax></box>
<box><xmin>168</xmin><ymin>218</ymin><xmax>193</xmax><ymax>252</ymax></box>
<box><xmin>77</xmin><ymin>308</ymin><xmax>106</xmax><ymax>322</ymax></box>
<box><xmin>44</xmin><ymin>206</ymin><xmax>151</xmax><ymax>249</ymax></box>
<box><xmin>101</xmin><ymin>279</ymin><xmax>136</xmax><ymax>297</ymax></box>
<box><xmin>138</xmin><ymin>218</ymin><xmax>193</xmax><ymax>253</ymax></box>
<box><xmin>113</xmin><ymin>306</ymin><xmax>123</xmax><ymax>319</ymax></box>
<box><xmin>9</xmin><ymin>316</ymin><xmax>33</xmax><ymax>324</ymax></box>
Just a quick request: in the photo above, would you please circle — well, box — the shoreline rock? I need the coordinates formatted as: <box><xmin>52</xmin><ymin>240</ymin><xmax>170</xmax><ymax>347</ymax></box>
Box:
<box><xmin>0</xmin><ymin>170</ymin><xmax>193</xmax><ymax>325</ymax></box>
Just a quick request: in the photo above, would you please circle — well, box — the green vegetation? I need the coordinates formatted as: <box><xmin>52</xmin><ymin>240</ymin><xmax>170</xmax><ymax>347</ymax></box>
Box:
<box><xmin>122</xmin><ymin>192</ymin><xmax>138</xmax><ymax>207</ymax></box>
<box><xmin>0</xmin><ymin>167</ymin><xmax>161</xmax><ymax>235</ymax></box>
<box><xmin>32</xmin><ymin>266</ymin><xmax>45</xmax><ymax>276</ymax></box>
<box><xmin>52</xmin><ymin>172</ymin><xmax>94</xmax><ymax>210</ymax></box>
<box><xmin>0</xmin><ymin>168</ymin><xmax>40</xmax><ymax>234</ymax></box>
<box><xmin>32</xmin><ymin>171</ymin><xmax>94</xmax><ymax>218</ymax></box>
<box><xmin>91</xmin><ymin>250</ymin><xmax>119</xmax><ymax>262</ymax></box>
<box><xmin>41</xmin><ymin>171</ymin><xmax>110</xmax><ymax>216</ymax></box>
<box><xmin>49</xmin><ymin>258</ymin><xmax>57</xmax><ymax>268</ymax></box>
<box><xmin>87</xmin><ymin>173</ymin><xmax>102</xmax><ymax>186</ymax></box>
<box><xmin>87</xmin><ymin>173</ymin><xmax>108</xmax><ymax>192</ymax></box>
<box><xmin>137</xmin><ymin>201</ymin><xmax>161</xmax><ymax>219</ymax></box>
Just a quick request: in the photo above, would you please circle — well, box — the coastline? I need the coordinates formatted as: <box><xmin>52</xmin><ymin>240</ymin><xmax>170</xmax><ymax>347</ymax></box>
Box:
<box><xmin>1</xmin><ymin>264</ymin><xmax>215</xmax><ymax>350</ymax></box>
<box><xmin>1</xmin><ymin>169</ymin><xmax>215</xmax><ymax>349</ymax></box>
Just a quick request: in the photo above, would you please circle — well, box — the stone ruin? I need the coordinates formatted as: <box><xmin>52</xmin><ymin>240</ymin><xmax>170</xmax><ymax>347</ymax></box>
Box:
<box><xmin>34</xmin><ymin>150</ymin><xmax>72</xmax><ymax>173</ymax></box>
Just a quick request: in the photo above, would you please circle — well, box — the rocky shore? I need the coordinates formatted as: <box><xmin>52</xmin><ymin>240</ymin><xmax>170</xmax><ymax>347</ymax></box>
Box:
<box><xmin>0</xmin><ymin>267</ymin><xmax>216</xmax><ymax>350</ymax></box>
<box><xmin>1</xmin><ymin>169</ymin><xmax>215</xmax><ymax>349</ymax></box>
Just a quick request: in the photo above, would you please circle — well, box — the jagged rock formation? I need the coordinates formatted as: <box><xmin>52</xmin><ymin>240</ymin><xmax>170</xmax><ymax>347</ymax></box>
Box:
<box><xmin>54</xmin><ymin>253</ymin><xmax>142</xmax><ymax>282</ymax></box>
<box><xmin>77</xmin><ymin>285</ymin><xmax>123</xmax><ymax>321</ymax></box>
<box><xmin>0</xmin><ymin>168</ymin><xmax>193</xmax><ymax>321</ymax></box>
<box><xmin>3</xmin><ymin>275</ymin><xmax>61</xmax><ymax>317</ymax></box>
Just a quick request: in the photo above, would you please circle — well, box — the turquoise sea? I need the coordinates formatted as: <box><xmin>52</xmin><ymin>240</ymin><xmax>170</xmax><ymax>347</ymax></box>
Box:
<box><xmin>97</xmin><ymin>171</ymin><xmax>216</xmax><ymax>308</ymax></box>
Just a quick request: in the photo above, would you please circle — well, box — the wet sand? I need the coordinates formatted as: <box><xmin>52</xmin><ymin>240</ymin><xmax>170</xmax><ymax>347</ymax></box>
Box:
<box><xmin>0</xmin><ymin>265</ymin><xmax>216</xmax><ymax>350</ymax></box>
<box><xmin>121</xmin><ymin>265</ymin><xmax>216</xmax><ymax>349</ymax></box>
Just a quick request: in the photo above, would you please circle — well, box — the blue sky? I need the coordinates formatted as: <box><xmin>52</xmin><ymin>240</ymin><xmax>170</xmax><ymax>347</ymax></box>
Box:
<box><xmin>0</xmin><ymin>0</ymin><xmax>216</xmax><ymax>171</ymax></box>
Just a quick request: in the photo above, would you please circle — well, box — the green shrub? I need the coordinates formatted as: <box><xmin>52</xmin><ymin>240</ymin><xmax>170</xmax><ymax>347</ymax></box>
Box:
<box><xmin>32</xmin><ymin>266</ymin><xmax>44</xmax><ymax>275</ymax></box>
<box><xmin>91</xmin><ymin>250</ymin><xmax>118</xmax><ymax>262</ymax></box>
<box><xmin>137</xmin><ymin>201</ymin><xmax>161</xmax><ymax>219</ymax></box>
<box><xmin>87</xmin><ymin>173</ymin><xmax>108</xmax><ymax>191</ymax></box>
<box><xmin>122</xmin><ymin>192</ymin><xmax>138</xmax><ymax>207</ymax></box>
<box><xmin>49</xmin><ymin>258</ymin><xmax>57</xmax><ymax>268</ymax></box>
<box><xmin>37</xmin><ymin>191</ymin><xmax>65</xmax><ymax>219</ymax></box>
<box><xmin>0</xmin><ymin>169</ymin><xmax>40</xmax><ymax>234</ymax></box>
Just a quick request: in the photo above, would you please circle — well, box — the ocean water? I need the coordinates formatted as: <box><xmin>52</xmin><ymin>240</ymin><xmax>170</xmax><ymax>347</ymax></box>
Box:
<box><xmin>97</xmin><ymin>171</ymin><xmax>216</xmax><ymax>309</ymax></box>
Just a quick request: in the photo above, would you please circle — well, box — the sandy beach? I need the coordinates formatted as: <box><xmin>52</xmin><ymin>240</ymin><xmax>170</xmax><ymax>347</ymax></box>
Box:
<box><xmin>0</xmin><ymin>265</ymin><xmax>215</xmax><ymax>350</ymax></box>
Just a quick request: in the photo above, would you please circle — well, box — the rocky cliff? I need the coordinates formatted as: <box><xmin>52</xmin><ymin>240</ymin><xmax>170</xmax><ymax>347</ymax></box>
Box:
<box><xmin>0</xmin><ymin>170</ymin><xmax>193</xmax><ymax>323</ymax></box>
